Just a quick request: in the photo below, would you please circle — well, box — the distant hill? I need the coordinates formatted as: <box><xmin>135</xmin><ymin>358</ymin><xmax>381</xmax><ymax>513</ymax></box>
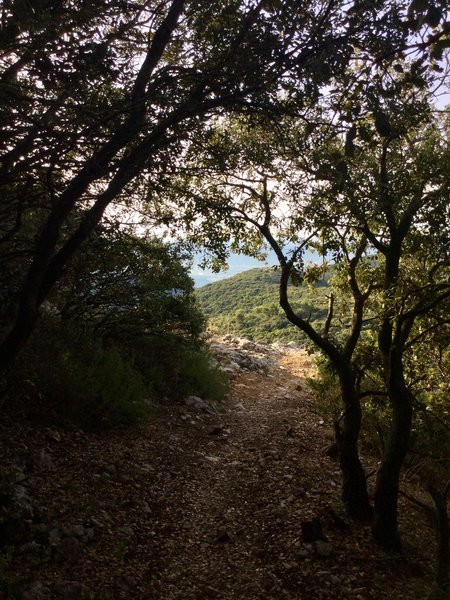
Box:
<box><xmin>195</xmin><ymin>267</ymin><xmax>329</xmax><ymax>344</ymax></box>
<box><xmin>190</xmin><ymin>248</ymin><xmax>321</xmax><ymax>288</ymax></box>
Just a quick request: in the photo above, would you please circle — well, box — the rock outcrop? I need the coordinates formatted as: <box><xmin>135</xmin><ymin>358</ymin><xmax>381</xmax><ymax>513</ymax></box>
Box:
<box><xmin>206</xmin><ymin>334</ymin><xmax>281</xmax><ymax>377</ymax></box>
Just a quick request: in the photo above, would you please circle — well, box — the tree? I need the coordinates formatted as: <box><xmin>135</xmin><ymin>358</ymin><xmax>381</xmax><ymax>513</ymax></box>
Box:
<box><xmin>53</xmin><ymin>225</ymin><xmax>204</xmax><ymax>342</ymax></box>
<box><xmin>303</xmin><ymin>82</ymin><xmax>450</xmax><ymax>549</ymax></box>
<box><xmin>342</xmin><ymin>103</ymin><xmax>449</xmax><ymax>550</ymax></box>
<box><xmin>167</xmin><ymin>118</ymin><xmax>376</xmax><ymax>519</ymax></box>
<box><xmin>165</xmin><ymin>0</ymin><xmax>450</xmax><ymax>554</ymax></box>
<box><xmin>166</xmin><ymin>65</ymin><xmax>450</xmax><ymax>546</ymax></box>
<box><xmin>0</xmin><ymin>0</ymin><xmax>413</xmax><ymax>378</ymax></box>
<box><xmin>275</xmin><ymin>64</ymin><xmax>450</xmax><ymax>549</ymax></box>
<box><xmin>6</xmin><ymin>226</ymin><xmax>223</xmax><ymax>424</ymax></box>
<box><xmin>302</xmin><ymin>78</ymin><xmax>449</xmax><ymax>550</ymax></box>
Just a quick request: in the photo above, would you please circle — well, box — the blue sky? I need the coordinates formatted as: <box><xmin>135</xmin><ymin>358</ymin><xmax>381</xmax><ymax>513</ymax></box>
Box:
<box><xmin>191</xmin><ymin>248</ymin><xmax>319</xmax><ymax>287</ymax></box>
<box><xmin>191</xmin><ymin>253</ymin><xmax>271</xmax><ymax>287</ymax></box>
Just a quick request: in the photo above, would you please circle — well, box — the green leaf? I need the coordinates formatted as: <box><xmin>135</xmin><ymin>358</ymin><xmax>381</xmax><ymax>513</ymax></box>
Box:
<box><xmin>335</xmin><ymin>159</ymin><xmax>348</xmax><ymax>176</ymax></box>
<box><xmin>358</xmin><ymin>126</ymin><xmax>373</xmax><ymax>143</ymax></box>
<box><xmin>430</xmin><ymin>38</ymin><xmax>450</xmax><ymax>60</ymax></box>
<box><xmin>304</xmin><ymin>122</ymin><xmax>317</xmax><ymax>136</ymax></box>
<box><xmin>290</xmin><ymin>269</ymin><xmax>304</xmax><ymax>287</ymax></box>
<box><xmin>406</xmin><ymin>17</ymin><xmax>421</xmax><ymax>31</ymax></box>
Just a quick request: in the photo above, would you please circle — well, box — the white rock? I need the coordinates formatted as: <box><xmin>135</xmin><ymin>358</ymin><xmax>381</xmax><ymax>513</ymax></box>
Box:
<box><xmin>184</xmin><ymin>396</ymin><xmax>216</xmax><ymax>414</ymax></box>
<box><xmin>204</xmin><ymin>455</ymin><xmax>221</xmax><ymax>463</ymax></box>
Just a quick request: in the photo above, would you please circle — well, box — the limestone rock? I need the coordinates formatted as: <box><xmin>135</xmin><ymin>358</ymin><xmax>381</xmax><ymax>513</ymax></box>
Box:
<box><xmin>208</xmin><ymin>334</ymin><xmax>277</xmax><ymax>376</ymax></box>
<box><xmin>46</xmin><ymin>429</ymin><xmax>61</xmax><ymax>442</ymax></box>
<box><xmin>184</xmin><ymin>396</ymin><xmax>216</xmax><ymax>414</ymax></box>
<box><xmin>118</xmin><ymin>525</ymin><xmax>134</xmax><ymax>537</ymax></box>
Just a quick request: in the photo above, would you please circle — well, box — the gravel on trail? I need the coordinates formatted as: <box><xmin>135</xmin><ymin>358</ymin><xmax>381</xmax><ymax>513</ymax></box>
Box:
<box><xmin>1</xmin><ymin>340</ymin><xmax>434</xmax><ymax>599</ymax></box>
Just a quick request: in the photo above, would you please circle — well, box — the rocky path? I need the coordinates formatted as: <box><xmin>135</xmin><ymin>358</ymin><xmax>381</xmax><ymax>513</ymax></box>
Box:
<box><xmin>148</xmin><ymin>347</ymin><xmax>337</xmax><ymax>599</ymax></box>
<box><xmin>1</xmin><ymin>338</ymin><xmax>433</xmax><ymax>599</ymax></box>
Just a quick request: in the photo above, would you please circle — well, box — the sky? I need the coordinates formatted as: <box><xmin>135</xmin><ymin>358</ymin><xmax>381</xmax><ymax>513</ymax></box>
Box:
<box><xmin>191</xmin><ymin>252</ymin><xmax>272</xmax><ymax>287</ymax></box>
<box><xmin>190</xmin><ymin>91</ymin><xmax>450</xmax><ymax>288</ymax></box>
<box><xmin>191</xmin><ymin>248</ymin><xmax>319</xmax><ymax>288</ymax></box>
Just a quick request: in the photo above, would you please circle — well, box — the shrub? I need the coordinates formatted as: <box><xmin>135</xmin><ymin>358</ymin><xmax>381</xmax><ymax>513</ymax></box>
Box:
<box><xmin>131</xmin><ymin>335</ymin><xmax>229</xmax><ymax>402</ymax></box>
<box><xmin>6</xmin><ymin>234</ymin><xmax>229</xmax><ymax>427</ymax></box>
<box><xmin>175</xmin><ymin>346</ymin><xmax>229</xmax><ymax>401</ymax></box>
<box><xmin>13</xmin><ymin>318</ymin><xmax>153</xmax><ymax>429</ymax></box>
<box><xmin>306</xmin><ymin>355</ymin><xmax>341</xmax><ymax>422</ymax></box>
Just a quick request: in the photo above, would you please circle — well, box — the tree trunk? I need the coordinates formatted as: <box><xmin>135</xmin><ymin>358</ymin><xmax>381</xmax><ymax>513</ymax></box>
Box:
<box><xmin>372</xmin><ymin>381</ymin><xmax>413</xmax><ymax>550</ymax></box>
<box><xmin>275</xmin><ymin>253</ymin><xmax>371</xmax><ymax>520</ymax></box>
<box><xmin>337</xmin><ymin>369</ymin><xmax>372</xmax><ymax>520</ymax></box>
<box><xmin>0</xmin><ymin>301</ymin><xmax>38</xmax><ymax>376</ymax></box>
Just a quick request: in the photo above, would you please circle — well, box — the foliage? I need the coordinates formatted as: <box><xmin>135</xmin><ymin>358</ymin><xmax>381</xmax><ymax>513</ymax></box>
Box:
<box><xmin>1</xmin><ymin>0</ymin><xmax>412</xmax><ymax>372</ymax></box>
<box><xmin>182</xmin><ymin>64</ymin><xmax>450</xmax><ymax>543</ymax></box>
<box><xmin>53</xmin><ymin>227</ymin><xmax>206</xmax><ymax>342</ymax></box>
<box><xmin>174</xmin><ymin>346</ymin><xmax>230</xmax><ymax>402</ymax></box>
<box><xmin>15</xmin><ymin>318</ymin><xmax>152</xmax><ymax>429</ymax></box>
<box><xmin>306</xmin><ymin>357</ymin><xmax>342</xmax><ymax>421</ymax></box>
<box><xmin>0</xmin><ymin>546</ymin><xmax>15</xmax><ymax>598</ymax></box>
<box><xmin>7</xmin><ymin>232</ymin><xmax>227</xmax><ymax>427</ymax></box>
<box><xmin>196</xmin><ymin>268</ymin><xmax>330</xmax><ymax>344</ymax></box>
<box><xmin>0</xmin><ymin>0</ymin><xmax>448</xmax><ymax>575</ymax></box>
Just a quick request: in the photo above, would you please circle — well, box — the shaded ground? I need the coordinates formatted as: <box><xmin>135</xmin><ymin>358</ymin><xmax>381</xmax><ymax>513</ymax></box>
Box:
<box><xmin>1</xmin><ymin>344</ymin><xmax>435</xmax><ymax>599</ymax></box>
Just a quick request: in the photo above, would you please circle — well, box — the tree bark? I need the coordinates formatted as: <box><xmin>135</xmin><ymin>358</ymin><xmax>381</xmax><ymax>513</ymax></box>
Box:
<box><xmin>0</xmin><ymin>304</ymin><xmax>37</xmax><ymax>375</ymax></box>
<box><xmin>274</xmin><ymin>259</ymin><xmax>371</xmax><ymax>520</ymax></box>
<box><xmin>372</xmin><ymin>371</ymin><xmax>413</xmax><ymax>550</ymax></box>
<box><xmin>371</xmin><ymin>224</ymin><xmax>413</xmax><ymax>550</ymax></box>
<box><xmin>337</xmin><ymin>368</ymin><xmax>372</xmax><ymax>520</ymax></box>
<box><xmin>0</xmin><ymin>0</ymin><xmax>188</xmax><ymax>377</ymax></box>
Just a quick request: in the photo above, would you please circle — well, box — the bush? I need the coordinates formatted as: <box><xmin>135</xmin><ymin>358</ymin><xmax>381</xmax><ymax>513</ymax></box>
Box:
<box><xmin>52</xmin><ymin>345</ymin><xmax>152</xmax><ymax>428</ymax></box>
<box><xmin>306</xmin><ymin>355</ymin><xmax>341</xmax><ymax>422</ymax></box>
<box><xmin>11</xmin><ymin>317</ymin><xmax>229</xmax><ymax>428</ymax></box>
<box><xmin>6</xmin><ymin>234</ymin><xmax>229</xmax><ymax>428</ymax></box>
<box><xmin>175</xmin><ymin>346</ymin><xmax>229</xmax><ymax>401</ymax></box>
<box><xmin>131</xmin><ymin>335</ymin><xmax>229</xmax><ymax>403</ymax></box>
<box><xmin>14</xmin><ymin>318</ymin><xmax>153</xmax><ymax>429</ymax></box>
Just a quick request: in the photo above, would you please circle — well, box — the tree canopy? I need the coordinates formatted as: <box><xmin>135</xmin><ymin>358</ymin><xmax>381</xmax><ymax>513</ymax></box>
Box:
<box><xmin>0</xmin><ymin>0</ymin><xmax>428</xmax><ymax>371</ymax></box>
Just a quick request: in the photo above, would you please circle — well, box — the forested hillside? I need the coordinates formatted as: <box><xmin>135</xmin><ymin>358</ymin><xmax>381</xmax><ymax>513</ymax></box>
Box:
<box><xmin>196</xmin><ymin>268</ymin><xmax>329</xmax><ymax>344</ymax></box>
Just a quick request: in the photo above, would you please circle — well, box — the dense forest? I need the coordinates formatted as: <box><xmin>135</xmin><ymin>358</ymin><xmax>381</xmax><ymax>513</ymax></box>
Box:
<box><xmin>0</xmin><ymin>0</ymin><xmax>449</xmax><ymax>598</ymax></box>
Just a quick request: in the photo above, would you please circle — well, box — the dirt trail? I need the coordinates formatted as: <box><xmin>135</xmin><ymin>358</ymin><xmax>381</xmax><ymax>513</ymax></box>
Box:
<box><xmin>2</xmin><ymin>346</ymin><xmax>432</xmax><ymax>599</ymax></box>
<box><xmin>148</xmin><ymin>351</ymin><xmax>338</xmax><ymax>600</ymax></box>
